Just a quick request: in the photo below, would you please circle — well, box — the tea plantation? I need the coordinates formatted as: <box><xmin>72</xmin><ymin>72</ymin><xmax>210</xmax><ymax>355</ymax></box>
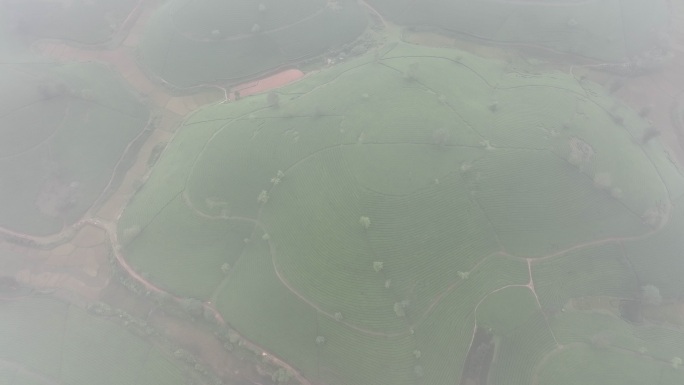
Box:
<box><xmin>119</xmin><ymin>42</ymin><xmax>684</xmax><ymax>385</ymax></box>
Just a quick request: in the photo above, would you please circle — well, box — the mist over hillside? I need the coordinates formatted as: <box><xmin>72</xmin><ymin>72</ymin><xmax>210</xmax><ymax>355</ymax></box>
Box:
<box><xmin>1</xmin><ymin>1</ymin><xmax>684</xmax><ymax>385</ymax></box>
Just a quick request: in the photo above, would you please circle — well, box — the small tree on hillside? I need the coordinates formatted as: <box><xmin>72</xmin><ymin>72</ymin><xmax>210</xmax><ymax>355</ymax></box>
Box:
<box><xmin>642</xmin><ymin>284</ymin><xmax>662</xmax><ymax>306</ymax></box>
<box><xmin>257</xmin><ymin>190</ymin><xmax>269</xmax><ymax>204</ymax></box>
<box><xmin>404</xmin><ymin>62</ymin><xmax>419</xmax><ymax>82</ymax></box>
<box><xmin>267</xmin><ymin>91</ymin><xmax>280</xmax><ymax>108</ymax></box>
<box><xmin>359</xmin><ymin>216</ymin><xmax>371</xmax><ymax>229</ymax></box>
<box><xmin>373</xmin><ymin>261</ymin><xmax>383</xmax><ymax>272</ymax></box>
<box><xmin>221</xmin><ymin>263</ymin><xmax>231</xmax><ymax>274</ymax></box>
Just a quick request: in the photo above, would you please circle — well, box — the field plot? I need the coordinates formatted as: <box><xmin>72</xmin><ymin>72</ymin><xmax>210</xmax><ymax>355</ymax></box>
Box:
<box><xmin>532</xmin><ymin>243</ymin><xmax>636</xmax><ymax>310</ymax></box>
<box><xmin>536</xmin><ymin>344</ymin><xmax>684</xmax><ymax>385</ymax></box>
<box><xmin>0</xmin><ymin>62</ymin><xmax>149</xmax><ymax>235</ymax></box>
<box><xmin>0</xmin><ymin>296</ymin><xmax>187</xmax><ymax>385</ymax></box>
<box><xmin>623</xmin><ymin>196</ymin><xmax>684</xmax><ymax>299</ymax></box>
<box><xmin>1</xmin><ymin>0</ymin><xmax>139</xmax><ymax>44</ymax></box>
<box><xmin>119</xmin><ymin>43</ymin><xmax>684</xmax><ymax>385</ymax></box>
<box><xmin>138</xmin><ymin>0</ymin><xmax>367</xmax><ymax>87</ymax></box>
<box><xmin>367</xmin><ymin>0</ymin><xmax>668</xmax><ymax>62</ymax></box>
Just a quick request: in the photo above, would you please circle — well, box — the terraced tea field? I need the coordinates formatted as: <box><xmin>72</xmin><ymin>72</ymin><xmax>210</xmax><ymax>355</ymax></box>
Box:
<box><xmin>0</xmin><ymin>296</ymin><xmax>189</xmax><ymax>385</ymax></box>
<box><xmin>138</xmin><ymin>0</ymin><xmax>367</xmax><ymax>87</ymax></box>
<box><xmin>119</xmin><ymin>42</ymin><xmax>684</xmax><ymax>385</ymax></box>
<box><xmin>0</xmin><ymin>61</ymin><xmax>149</xmax><ymax>236</ymax></box>
<box><xmin>366</xmin><ymin>0</ymin><xmax>669</xmax><ymax>62</ymax></box>
<box><xmin>1</xmin><ymin>0</ymin><xmax>141</xmax><ymax>44</ymax></box>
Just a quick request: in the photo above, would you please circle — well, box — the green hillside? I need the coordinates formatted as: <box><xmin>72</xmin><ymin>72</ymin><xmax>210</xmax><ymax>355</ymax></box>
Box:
<box><xmin>119</xmin><ymin>42</ymin><xmax>684</xmax><ymax>385</ymax></box>
<box><xmin>367</xmin><ymin>0</ymin><xmax>669</xmax><ymax>63</ymax></box>
<box><xmin>1</xmin><ymin>0</ymin><xmax>139</xmax><ymax>44</ymax></box>
<box><xmin>0</xmin><ymin>61</ymin><xmax>149</xmax><ymax>235</ymax></box>
<box><xmin>138</xmin><ymin>0</ymin><xmax>367</xmax><ymax>87</ymax></box>
<box><xmin>0</xmin><ymin>296</ymin><xmax>188</xmax><ymax>385</ymax></box>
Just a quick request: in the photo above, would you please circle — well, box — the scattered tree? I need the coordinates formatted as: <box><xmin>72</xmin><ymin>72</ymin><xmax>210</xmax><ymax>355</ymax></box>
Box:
<box><xmin>384</xmin><ymin>279</ymin><xmax>391</xmax><ymax>289</ymax></box>
<box><xmin>334</xmin><ymin>312</ymin><xmax>343</xmax><ymax>321</ymax></box>
<box><xmin>488</xmin><ymin>101</ymin><xmax>499</xmax><ymax>112</ymax></box>
<box><xmin>642</xmin><ymin>284</ymin><xmax>662</xmax><ymax>306</ymax></box>
<box><xmin>37</xmin><ymin>80</ymin><xmax>71</xmax><ymax>99</ymax></box>
<box><xmin>457</xmin><ymin>271</ymin><xmax>470</xmax><ymax>280</ymax></box>
<box><xmin>404</xmin><ymin>62</ymin><xmax>419</xmax><ymax>81</ymax></box>
<box><xmin>262</xmin><ymin>233</ymin><xmax>270</xmax><ymax>241</ymax></box>
<box><xmin>272</xmin><ymin>368</ymin><xmax>291</xmax><ymax>383</ymax></box>
<box><xmin>393</xmin><ymin>302</ymin><xmax>405</xmax><ymax>317</ymax></box>
<box><xmin>413</xmin><ymin>350</ymin><xmax>422</xmax><ymax>359</ymax></box>
<box><xmin>315</xmin><ymin>335</ymin><xmax>326</xmax><ymax>346</ymax></box>
<box><xmin>359</xmin><ymin>216</ymin><xmax>371</xmax><ymax>229</ymax></box>
<box><xmin>257</xmin><ymin>190</ymin><xmax>269</xmax><ymax>204</ymax></box>
<box><xmin>180</xmin><ymin>298</ymin><xmax>204</xmax><ymax>318</ymax></box>
<box><xmin>251</xmin><ymin>23</ymin><xmax>261</xmax><ymax>33</ymax></box>
<box><xmin>672</xmin><ymin>357</ymin><xmax>682</xmax><ymax>369</ymax></box>
<box><xmin>221</xmin><ymin>263</ymin><xmax>231</xmax><ymax>274</ymax></box>
<box><xmin>258</xmin><ymin>3</ymin><xmax>267</xmax><ymax>12</ymax></box>
<box><xmin>611</xmin><ymin>114</ymin><xmax>624</xmax><ymax>126</ymax></box>
<box><xmin>267</xmin><ymin>91</ymin><xmax>280</xmax><ymax>108</ymax></box>
<box><xmin>413</xmin><ymin>365</ymin><xmax>424</xmax><ymax>378</ymax></box>
<box><xmin>373</xmin><ymin>261</ymin><xmax>384</xmax><ymax>272</ymax></box>
<box><xmin>641</xmin><ymin>127</ymin><xmax>661</xmax><ymax>144</ymax></box>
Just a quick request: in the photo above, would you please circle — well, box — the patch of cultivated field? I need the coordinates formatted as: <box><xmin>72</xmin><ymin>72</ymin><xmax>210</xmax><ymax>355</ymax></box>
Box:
<box><xmin>1</xmin><ymin>0</ymin><xmax>140</xmax><ymax>44</ymax></box>
<box><xmin>119</xmin><ymin>42</ymin><xmax>684</xmax><ymax>385</ymax></box>
<box><xmin>366</xmin><ymin>0</ymin><xmax>668</xmax><ymax>62</ymax></box>
<box><xmin>0</xmin><ymin>296</ymin><xmax>187</xmax><ymax>385</ymax></box>
<box><xmin>138</xmin><ymin>0</ymin><xmax>367</xmax><ymax>87</ymax></box>
<box><xmin>0</xmin><ymin>61</ymin><xmax>149</xmax><ymax>235</ymax></box>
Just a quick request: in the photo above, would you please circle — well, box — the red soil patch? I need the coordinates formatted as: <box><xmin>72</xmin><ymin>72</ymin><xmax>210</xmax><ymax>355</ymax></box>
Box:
<box><xmin>232</xmin><ymin>69</ymin><xmax>304</xmax><ymax>98</ymax></box>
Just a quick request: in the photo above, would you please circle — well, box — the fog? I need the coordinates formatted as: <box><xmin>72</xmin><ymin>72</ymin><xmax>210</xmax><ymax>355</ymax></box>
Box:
<box><xmin>0</xmin><ymin>1</ymin><xmax>683</xmax><ymax>385</ymax></box>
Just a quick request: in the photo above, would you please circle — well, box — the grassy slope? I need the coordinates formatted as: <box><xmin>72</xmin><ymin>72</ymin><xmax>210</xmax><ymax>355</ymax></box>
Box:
<box><xmin>0</xmin><ymin>62</ymin><xmax>148</xmax><ymax>235</ymax></box>
<box><xmin>0</xmin><ymin>297</ymin><xmax>187</xmax><ymax>385</ymax></box>
<box><xmin>119</xmin><ymin>43</ymin><xmax>684</xmax><ymax>385</ymax></box>
<box><xmin>138</xmin><ymin>0</ymin><xmax>367</xmax><ymax>87</ymax></box>
<box><xmin>2</xmin><ymin>0</ymin><xmax>139</xmax><ymax>44</ymax></box>
<box><xmin>366</xmin><ymin>0</ymin><xmax>668</xmax><ymax>62</ymax></box>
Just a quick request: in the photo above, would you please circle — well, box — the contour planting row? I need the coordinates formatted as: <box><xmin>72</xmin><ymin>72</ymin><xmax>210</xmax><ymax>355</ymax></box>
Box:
<box><xmin>139</xmin><ymin>0</ymin><xmax>367</xmax><ymax>87</ymax></box>
<box><xmin>0</xmin><ymin>297</ymin><xmax>187</xmax><ymax>385</ymax></box>
<box><xmin>0</xmin><ymin>62</ymin><xmax>148</xmax><ymax>236</ymax></box>
<box><xmin>532</xmin><ymin>243</ymin><xmax>635</xmax><ymax>310</ymax></box>
<box><xmin>118</xmin><ymin>43</ymin><xmax>684</xmax><ymax>385</ymax></box>
<box><xmin>472</xmin><ymin>149</ymin><xmax>647</xmax><ymax>256</ymax></box>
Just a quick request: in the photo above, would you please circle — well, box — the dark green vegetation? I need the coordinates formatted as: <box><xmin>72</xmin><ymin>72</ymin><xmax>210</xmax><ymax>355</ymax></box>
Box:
<box><xmin>1</xmin><ymin>0</ymin><xmax>139</xmax><ymax>44</ymax></box>
<box><xmin>0</xmin><ymin>296</ymin><xmax>188</xmax><ymax>385</ymax></box>
<box><xmin>120</xmin><ymin>42</ymin><xmax>684</xmax><ymax>385</ymax></box>
<box><xmin>138</xmin><ymin>0</ymin><xmax>367</xmax><ymax>87</ymax></box>
<box><xmin>368</xmin><ymin>0</ymin><xmax>669</xmax><ymax>62</ymax></box>
<box><xmin>0</xmin><ymin>61</ymin><xmax>149</xmax><ymax>235</ymax></box>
